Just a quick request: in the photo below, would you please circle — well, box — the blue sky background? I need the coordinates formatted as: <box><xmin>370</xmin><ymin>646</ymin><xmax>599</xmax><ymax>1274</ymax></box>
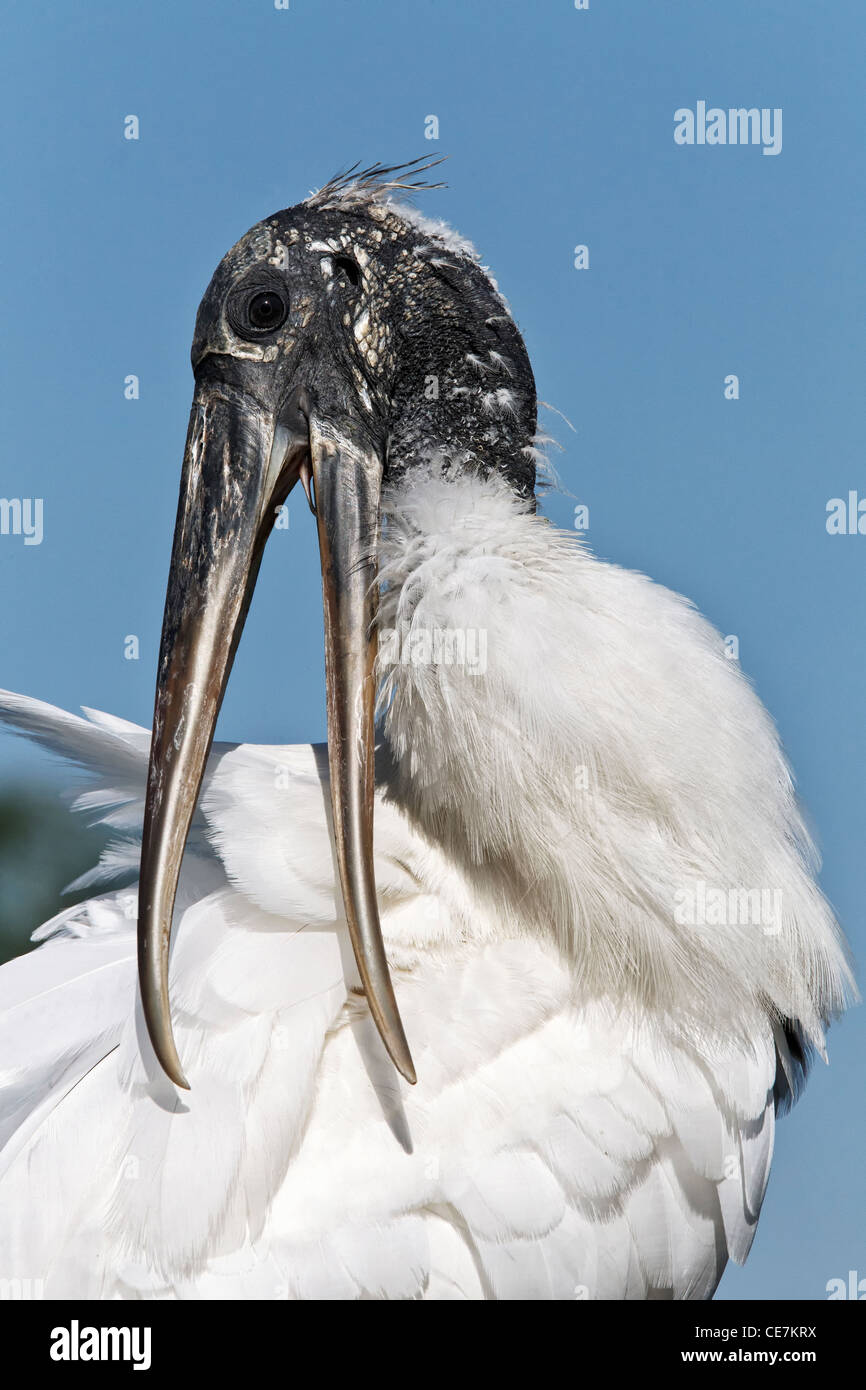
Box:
<box><xmin>0</xmin><ymin>0</ymin><xmax>863</xmax><ymax>1299</ymax></box>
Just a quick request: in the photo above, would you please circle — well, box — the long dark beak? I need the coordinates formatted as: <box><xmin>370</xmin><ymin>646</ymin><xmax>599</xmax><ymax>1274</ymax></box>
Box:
<box><xmin>138</xmin><ymin>379</ymin><xmax>415</xmax><ymax>1089</ymax></box>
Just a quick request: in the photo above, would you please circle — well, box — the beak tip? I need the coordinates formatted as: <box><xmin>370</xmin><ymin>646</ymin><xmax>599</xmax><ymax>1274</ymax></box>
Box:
<box><xmin>139</xmin><ymin>922</ymin><xmax>192</xmax><ymax>1090</ymax></box>
<box><xmin>392</xmin><ymin>1041</ymin><xmax>417</xmax><ymax>1086</ymax></box>
<box><xmin>151</xmin><ymin>1032</ymin><xmax>191</xmax><ymax>1091</ymax></box>
<box><xmin>162</xmin><ymin>1055</ymin><xmax>191</xmax><ymax>1091</ymax></box>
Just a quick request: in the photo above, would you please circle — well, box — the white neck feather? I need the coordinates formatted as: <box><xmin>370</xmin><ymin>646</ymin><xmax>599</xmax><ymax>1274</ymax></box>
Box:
<box><xmin>376</xmin><ymin>467</ymin><xmax>852</xmax><ymax>1048</ymax></box>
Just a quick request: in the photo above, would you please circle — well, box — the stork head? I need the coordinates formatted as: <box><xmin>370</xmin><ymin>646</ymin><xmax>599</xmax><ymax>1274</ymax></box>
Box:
<box><xmin>138</xmin><ymin>159</ymin><xmax>537</xmax><ymax>1089</ymax></box>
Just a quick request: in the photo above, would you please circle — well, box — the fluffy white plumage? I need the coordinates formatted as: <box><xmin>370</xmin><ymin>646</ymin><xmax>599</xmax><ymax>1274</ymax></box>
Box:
<box><xmin>0</xmin><ymin>466</ymin><xmax>852</xmax><ymax>1299</ymax></box>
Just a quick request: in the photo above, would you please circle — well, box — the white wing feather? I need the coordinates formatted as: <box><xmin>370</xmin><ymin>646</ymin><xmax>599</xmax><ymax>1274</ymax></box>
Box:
<box><xmin>0</xmin><ymin>702</ymin><xmax>778</xmax><ymax>1299</ymax></box>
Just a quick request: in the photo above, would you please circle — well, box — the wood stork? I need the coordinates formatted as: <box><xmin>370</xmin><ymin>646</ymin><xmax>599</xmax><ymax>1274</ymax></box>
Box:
<box><xmin>0</xmin><ymin>160</ymin><xmax>853</xmax><ymax>1300</ymax></box>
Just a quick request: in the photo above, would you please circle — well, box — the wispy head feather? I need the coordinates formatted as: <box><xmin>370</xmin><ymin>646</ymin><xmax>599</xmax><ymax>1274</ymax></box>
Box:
<box><xmin>306</xmin><ymin>156</ymin><xmax>448</xmax><ymax>211</ymax></box>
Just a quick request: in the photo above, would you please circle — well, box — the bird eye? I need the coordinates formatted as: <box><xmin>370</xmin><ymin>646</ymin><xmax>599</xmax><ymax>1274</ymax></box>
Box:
<box><xmin>247</xmin><ymin>290</ymin><xmax>288</xmax><ymax>331</ymax></box>
<box><xmin>333</xmin><ymin>255</ymin><xmax>361</xmax><ymax>289</ymax></box>
<box><xmin>228</xmin><ymin>283</ymin><xmax>290</xmax><ymax>339</ymax></box>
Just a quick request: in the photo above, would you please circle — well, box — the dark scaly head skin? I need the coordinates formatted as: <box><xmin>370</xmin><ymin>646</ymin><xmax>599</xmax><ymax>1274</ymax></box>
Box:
<box><xmin>138</xmin><ymin>160</ymin><xmax>537</xmax><ymax>1091</ymax></box>
<box><xmin>192</xmin><ymin>161</ymin><xmax>537</xmax><ymax>500</ymax></box>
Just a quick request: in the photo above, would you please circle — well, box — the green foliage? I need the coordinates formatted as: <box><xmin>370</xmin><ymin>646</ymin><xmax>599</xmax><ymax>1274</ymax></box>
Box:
<box><xmin>0</xmin><ymin>785</ymin><xmax>110</xmax><ymax>965</ymax></box>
